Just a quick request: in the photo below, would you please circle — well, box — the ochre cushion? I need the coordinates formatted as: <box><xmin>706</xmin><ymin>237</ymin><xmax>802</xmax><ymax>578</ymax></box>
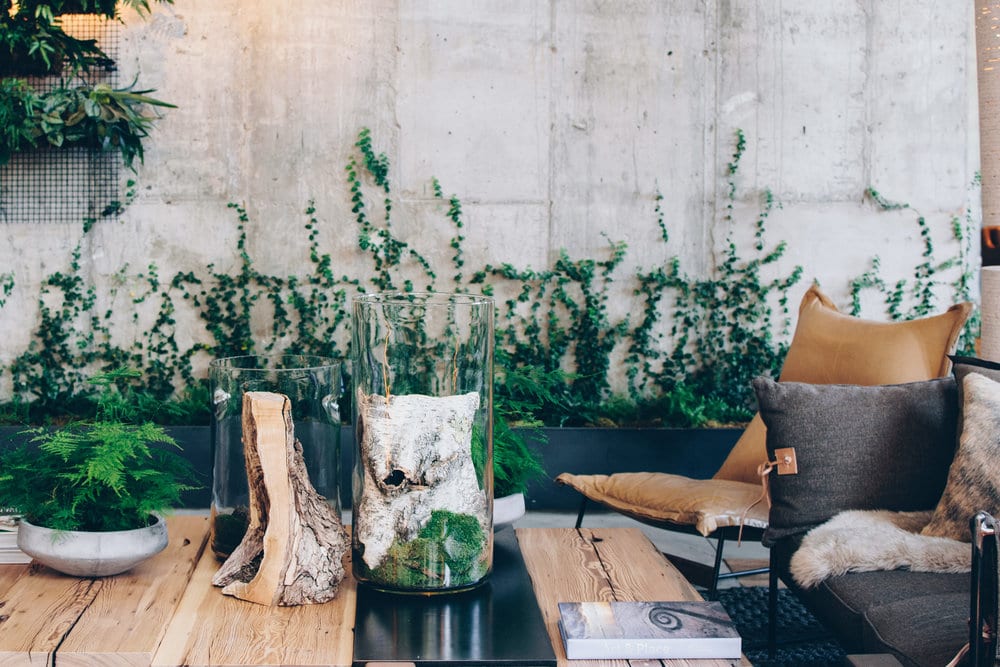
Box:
<box><xmin>922</xmin><ymin>372</ymin><xmax>1000</xmax><ymax>540</ymax></box>
<box><xmin>554</xmin><ymin>472</ymin><xmax>769</xmax><ymax>537</ymax></box>
<box><xmin>714</xmin><ymin>285</ymin><xmax>972</xmax><ymax>484</ymax></box>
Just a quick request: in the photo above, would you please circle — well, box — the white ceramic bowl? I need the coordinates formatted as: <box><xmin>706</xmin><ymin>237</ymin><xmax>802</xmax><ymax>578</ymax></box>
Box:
<box><xmin>17</xmin><ymin>515</ymin><xmax>168</xmax><ymax>577</ymax></box>
<box><xmin>494</xmin><ymin>492</ymin><xmax>526</xmax><ymax>527</ymax></box>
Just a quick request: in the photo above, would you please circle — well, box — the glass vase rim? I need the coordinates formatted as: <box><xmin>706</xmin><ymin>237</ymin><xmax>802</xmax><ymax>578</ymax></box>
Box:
<box><xmin>209</xmin><ymin>354</ymin><xmax>343</xmax><ymax>371</ymax></box>
<box><xmin>352</xmin><ymin>291</ymin><xmax>493</xmax><ymax>307</ymax></box>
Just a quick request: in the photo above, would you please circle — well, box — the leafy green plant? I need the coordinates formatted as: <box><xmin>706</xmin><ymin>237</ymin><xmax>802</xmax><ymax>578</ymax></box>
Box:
<box><xmin>0</xmin><ymin>78</ymin><xmax>40</xmax><ymax>164</ymax></box>
<box><xmin>0</xmin><ymin>368</ymin><xmax>199</xmax><ymax>531</ymax></box>
<box><xmin>847</xmin><ymin>184</ymin><xmax>981</xmax><ymax>354</ymax></box>
<box><xmin>0</xmin><ymin>128</ymin><xmax>981</xmax><ymax>430</ymax></box>
<box><xmin>1</xmin><ymin>0</ymin><xmax>173</xmax><ymax>169</ymax></box>
<box><xmin>0</xmin><ymin>5</ymin><xmax>110</xmax><ymax>76</ymax></box>
<box><xmin>491</xmin><ymin>359</ymin><xmax>549</xmax><ymax>497</ymax></box>
<box><xmin>477</xmin><ymin>130</ymin><xmax>802</xmax><ymax>427</ymax></box>
<box><xmin>19</xmin><ymin>0</ymin><xmax>173</xmax><ymax>20</ymax></box>
<box><xmin>0</xmin><ymin>78</ymin><xmax>175</xmax><ymax>169</ymax></box>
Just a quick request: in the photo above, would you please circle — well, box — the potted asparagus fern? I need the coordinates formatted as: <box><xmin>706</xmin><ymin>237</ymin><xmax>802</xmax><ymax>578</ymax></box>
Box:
<box><xmin>0</xmin><ymin>368</ymin><xmax>199</xmax><ymax>576</ymax></box>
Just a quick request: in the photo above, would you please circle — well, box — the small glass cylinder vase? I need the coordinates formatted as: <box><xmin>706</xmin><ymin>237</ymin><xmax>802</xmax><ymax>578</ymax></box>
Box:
<box><xmin>351</xmin><ymin>292</ymin><xmax>494</xmax><ymax>593</ymax></box>
<box><xmin>209</xmin><ymin>354</ymin><xmax>343</xmax><ymax>559</ymax></box>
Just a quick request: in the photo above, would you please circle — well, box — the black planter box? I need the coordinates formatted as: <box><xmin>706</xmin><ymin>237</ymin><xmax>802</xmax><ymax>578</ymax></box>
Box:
<box><xmin>0</xmin><ymin>425</ymin><xmax>741</xmax><ymax>512</ymax></box>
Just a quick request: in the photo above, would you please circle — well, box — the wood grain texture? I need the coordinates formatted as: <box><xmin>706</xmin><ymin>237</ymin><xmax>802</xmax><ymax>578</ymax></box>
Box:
<box><xmin>4</xmin><ymin>523</ymin><xmax>743</xmax><ymax>666</ymax></box>
<box><xmin>587</xmin><ymin>527</ymin><xmax>704</xmax><ymax>603</ymax></box>
<box><xmin>516</xmin><ymin>527</ymin><xmax>746</xmax><ymax>667</ymax></box>
<box><xmin>0</xmin><ymin>564</ymin><xmax>28</xmax><ymax>598</ymax></box>
<box><xmin>154</xmin><ymin>539</ymin><xmax>356</xmax><ymax>666</ymax></box>
<box><xmin>0</xmin><ymin>563</ymin><xmax>99</xmax><ymax>666</ymax></box>
<box><xmin>55</xmin><ymin>515</ymin><xmax>209</xmax><ymax>667</ymax></box>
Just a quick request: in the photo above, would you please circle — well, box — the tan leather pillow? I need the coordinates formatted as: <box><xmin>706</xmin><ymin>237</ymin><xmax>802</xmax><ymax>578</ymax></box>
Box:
<box><xmin>554</xmin><ymin>472</ymin><xmax>769</xmax><ymax>537</ymax></box>
<box><xmin>714</xmin><ymin>285</ymin><xmax>973</xmax><ymax>484</ymax></box>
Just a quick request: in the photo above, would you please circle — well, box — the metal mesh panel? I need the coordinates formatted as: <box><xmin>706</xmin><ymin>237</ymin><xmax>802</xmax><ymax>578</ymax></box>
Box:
<box><xmin>0</xmin><ymin>14</ymin><xmax>122</xmax><ymax>225</ymax></box>
<box><xmin>0</xmin><ymin>148</ymin><xmax>120</xmax><ymax>224</ymax></box>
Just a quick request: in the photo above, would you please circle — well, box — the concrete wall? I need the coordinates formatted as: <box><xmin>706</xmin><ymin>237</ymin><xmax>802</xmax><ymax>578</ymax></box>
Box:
<box><xmin>0</xmin><ymin>1</ymin><xmax>980</xmax><ymax>396</ymax></box>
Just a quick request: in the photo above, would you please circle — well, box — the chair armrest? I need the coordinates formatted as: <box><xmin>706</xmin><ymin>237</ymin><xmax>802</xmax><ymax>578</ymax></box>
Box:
<box><xmin>970</xmin><ymin>511</ymin><xmax>999</xmax><ymax>666</ymax></box>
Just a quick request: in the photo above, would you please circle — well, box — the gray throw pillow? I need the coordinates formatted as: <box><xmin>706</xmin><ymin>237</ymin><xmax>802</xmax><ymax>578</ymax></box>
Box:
<box><xmin>922</xmin><ymin>372</ymin><xmax>1000</xmax><ymax>540</ymax></box>
<box><xmin>753</xmin><ymin>376</ymin><xmax>958</xmax><ymax>545</ymax></box>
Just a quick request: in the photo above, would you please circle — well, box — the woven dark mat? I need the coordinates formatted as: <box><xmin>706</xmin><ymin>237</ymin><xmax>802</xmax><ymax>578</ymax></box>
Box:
<box><xmin>716</xmin><ymin>586</ymin><xmax>847</xmax><ymax>667</ymax></box>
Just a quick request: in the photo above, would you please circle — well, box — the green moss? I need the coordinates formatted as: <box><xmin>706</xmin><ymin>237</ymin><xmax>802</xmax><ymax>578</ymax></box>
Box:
<box><xmin>211</xmin><ymin>506</ymin><xmax>250</xmax><ymax>557</ymax></box>
<box><xmin>367</xmin><ymin>509</ymin><xmax>488</xmax><ymax>590</ymax></box>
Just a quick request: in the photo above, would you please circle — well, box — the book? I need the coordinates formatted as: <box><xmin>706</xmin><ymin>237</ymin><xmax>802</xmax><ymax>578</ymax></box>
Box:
<box><xmin>0</xmin><ymin>513</ymin><xmax>30</xmax><ymax>564</ymax></box>
<box><xmin>557</xmin><ymin>600</ymin><xmax>742</xmax><ymax>660</ymax></box>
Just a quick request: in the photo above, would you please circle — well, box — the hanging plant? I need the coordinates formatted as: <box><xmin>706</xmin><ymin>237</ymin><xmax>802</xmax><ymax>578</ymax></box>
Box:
<box><xmin>17</xmin><ymin>0</ymin><xmax>173</xmax><ymax>20</ymax></box>
<box><xmin>0</xmin><ymin>77</ymin><xmax>176</xmax><ymax>169</ymax></box>
<box><xmin>0</xmin><ymin>9</ymin><xmax>111</xmax><ymax>76</ymax></box>
<box><xmin>0</xmin><ymin>79</ymin><xmax>37</xmax><ymax>163</ymax></box>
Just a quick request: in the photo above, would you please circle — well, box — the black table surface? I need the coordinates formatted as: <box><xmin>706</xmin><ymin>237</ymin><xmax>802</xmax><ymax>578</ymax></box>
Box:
<box><xmin>352</xmin><ymin>526</ymin><xmax>558</xmax><ymax>666</ymax></box>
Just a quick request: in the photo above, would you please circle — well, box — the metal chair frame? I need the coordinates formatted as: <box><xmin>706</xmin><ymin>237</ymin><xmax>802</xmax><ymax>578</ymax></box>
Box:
<box><xmin>971</xmin><ymin>511</ymin><xmax>999</xmax><ymax>667</ymax></box>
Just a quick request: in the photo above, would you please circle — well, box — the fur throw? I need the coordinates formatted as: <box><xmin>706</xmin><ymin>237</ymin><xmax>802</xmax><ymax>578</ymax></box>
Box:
<box><xmin>790</xmin><ymin>510</ymin><xmax>970</xmax><ymax>589</ymax></box>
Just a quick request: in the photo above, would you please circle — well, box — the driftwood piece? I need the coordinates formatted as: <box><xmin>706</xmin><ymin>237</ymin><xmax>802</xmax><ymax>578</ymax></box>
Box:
<box><xmin>354</xmin><ymin>390</ymin><xmax>488</xmax><ymax>572</ymax></box>
<box><xmin>212</xmin><ymin>391</ymin><xmax>348</xmax><ymax>606</ymax></box>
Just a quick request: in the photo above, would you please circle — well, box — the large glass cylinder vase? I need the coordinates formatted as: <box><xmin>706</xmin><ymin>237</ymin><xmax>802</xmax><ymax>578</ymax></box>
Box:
<box><xmin>209</xmin><ymin>354</ymin><xmax>343</xmax><ymax>559</ymax></box>
<box><xmin>351</xmin><ymin>292</ymin><xmax>494</xmax><ymax>593</ymax></box>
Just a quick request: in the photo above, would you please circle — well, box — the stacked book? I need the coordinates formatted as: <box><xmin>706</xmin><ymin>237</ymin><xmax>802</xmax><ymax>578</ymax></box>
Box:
<box><xmin>558</xmin><ymin>600</ymin><xmax>742</xmax><ymax>660</ymax></box>
<box><xmin>0</xmin><ymin>512</ymin><xmax>29</xmax><ymax>564</ymax></box>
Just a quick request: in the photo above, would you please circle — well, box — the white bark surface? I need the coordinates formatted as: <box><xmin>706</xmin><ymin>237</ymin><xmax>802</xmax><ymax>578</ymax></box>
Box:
<box><xmin>355</xmin><ymin>390</ymin><xmax>488</xmax><ymax>570</ymax></box>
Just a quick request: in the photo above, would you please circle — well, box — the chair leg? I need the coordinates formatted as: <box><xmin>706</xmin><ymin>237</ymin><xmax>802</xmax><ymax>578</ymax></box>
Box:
<box><xmin>707</xmin><ymin>534</ymin><xmax>727</xmax><ymax>599</ymax></box>
<box><xmin>768</xmin><ymin>550</ymin><xmax>779</xmax><ymax>657</ymax></box>
<box><xmin>574</xmin><ymin>496</ymin><xmax>588</xmax><ymax>529</ymax></box>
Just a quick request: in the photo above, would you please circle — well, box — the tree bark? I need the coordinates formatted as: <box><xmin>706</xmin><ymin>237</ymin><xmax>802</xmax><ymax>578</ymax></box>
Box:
<box><xmin>212</xmin><ymin>391</ymin><xmax>348</xmax><ymax>606</ymax></box>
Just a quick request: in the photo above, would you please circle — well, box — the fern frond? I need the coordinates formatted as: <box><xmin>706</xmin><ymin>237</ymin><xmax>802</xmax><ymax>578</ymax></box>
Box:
<box><xmin>0</xmin><ymin>368</ymin><xmax>200</xmax><ymax>531</ymax></box>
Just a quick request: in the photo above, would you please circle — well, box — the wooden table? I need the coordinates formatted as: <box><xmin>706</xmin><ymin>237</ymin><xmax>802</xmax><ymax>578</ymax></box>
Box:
<box><xmin>0</xmin><ymin>516</ymin><xmax>746</xmax><ymax>666</ymax></box>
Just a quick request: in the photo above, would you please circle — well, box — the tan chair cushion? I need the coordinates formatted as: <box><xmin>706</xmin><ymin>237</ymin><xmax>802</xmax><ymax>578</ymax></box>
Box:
<box><xmin>555</xmin><ymin>472</ymin><xmax>769</xmax><ymax>537</ymax></box>
<box><xmin>713</xmin><ymin>285</ymin><xmax>972</xmax><ymax>484</ymax></box>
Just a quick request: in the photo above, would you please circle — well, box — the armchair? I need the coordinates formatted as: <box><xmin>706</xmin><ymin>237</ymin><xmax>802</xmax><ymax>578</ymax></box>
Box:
<box><xmin>758</xmin><ymin>355</ymin><xmax>1000</xmax><ymax>665</ymax></box>
<box><xmin>557</xmin><ymin>285</ymin><xmax>972</xmax><ymax>596</ymax></box>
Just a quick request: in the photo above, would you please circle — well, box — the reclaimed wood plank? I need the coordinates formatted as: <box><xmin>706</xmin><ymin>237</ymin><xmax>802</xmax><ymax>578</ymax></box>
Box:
<box><xmin>518</xmin><ymin>526</ymin><xmax>617</xmax><ymax>603</ymax></box>
<box><xmin>149</xmin><ymin>531</ymin><xmax>218</xmax><ymax>667</ymax></box>
<box><xmin>586</xmin><ymin>527</ymin><xmax>704</xmax><ymax>603</ymax></box>
<box><xmin>517</xmin><ymin>527</ymin><xmax>746</xmax><ymax>667</ymax></box>
<box><xmin>0</xmin><ymin>565</ymin><xmax>99</xmax><ymax>666</ymax></box>
<box><xmin>154</xmin><ymin>541</ymin><xmax>356</xmax><ymax>666</ymax></box>
<box><xmin>0</xmin><ymin>564</ymin><xmax>29</xmax><ymax>598</ymax></box>
<box><xmin>587</xmin><ymin>528</ymin><xmax>745</xmax><ymax>667</ymax></box>
<box><xmin>55</xmin><ymin>515</ymin><xmax>209</xmax><ymax>667</ymax></box>
<box><xmin>517</xmin><ymin>527</ymin><xmax>627</xmax><ymax>667</ymax></box>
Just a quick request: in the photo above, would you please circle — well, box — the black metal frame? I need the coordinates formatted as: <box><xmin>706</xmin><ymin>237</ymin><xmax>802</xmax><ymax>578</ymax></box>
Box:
<box><xmin>971</xmin><ymin>511</ymin><xmax>999</xmax><ymax>667</ymax></box>
<box><xmin>573</xmin><ymin>496</ymin><xmax>768</xmax><ymax>599</ymax></box>
<box><xmin>767</xmin><ymin>551</ymin><xmax>780</xmax><ymax>654</ymax></box>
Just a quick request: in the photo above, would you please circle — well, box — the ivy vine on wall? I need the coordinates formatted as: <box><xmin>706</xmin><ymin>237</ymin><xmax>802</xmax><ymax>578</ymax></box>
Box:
<box><xmin>846</xmin><ymin>182</ymin><xmax>981</xmax><ymax>352</ymax></box>
<box><xmin>0</xmin><ymin>128</ymin><xmax>980</xmax><ymax>426</ymax></box>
